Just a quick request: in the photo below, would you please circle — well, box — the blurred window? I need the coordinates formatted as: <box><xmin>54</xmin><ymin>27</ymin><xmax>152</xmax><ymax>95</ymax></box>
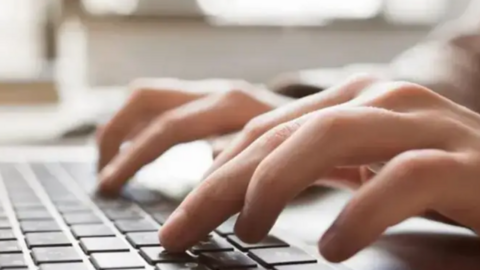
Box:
<box><xmin>197</xmin><ymin>0</ymin><xmax>448</xmax><ymax>26</ymax></box>
<box><xmin>0</xmin><ymin>0</ymin><xmax>44</xmax><ymax>78</ymax></box>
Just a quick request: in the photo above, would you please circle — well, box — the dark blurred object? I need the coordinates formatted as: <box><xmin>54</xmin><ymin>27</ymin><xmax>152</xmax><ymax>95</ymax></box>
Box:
<box><xmin>274</xmin><ymin>83</ymin><xmax>326</xmax><ymax>99</ymax></box>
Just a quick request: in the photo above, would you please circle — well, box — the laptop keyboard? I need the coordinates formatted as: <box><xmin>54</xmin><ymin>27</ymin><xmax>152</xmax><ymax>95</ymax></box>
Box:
<box><xmin>0</xmin><ymin>162</ymin><xmax>339</xmax><ymax>270</ymax></box>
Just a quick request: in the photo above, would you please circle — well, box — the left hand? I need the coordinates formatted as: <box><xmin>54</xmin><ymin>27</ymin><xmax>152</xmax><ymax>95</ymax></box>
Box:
<box><xmin>158</xmin><ymin>74</ymin><xmax>480</xmax><ymax>262</ymax></box>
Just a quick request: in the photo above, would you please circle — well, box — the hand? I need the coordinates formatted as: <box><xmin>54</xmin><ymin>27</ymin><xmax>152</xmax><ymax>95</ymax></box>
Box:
<box><xmin>159</xmin><ymin>74</ymin><xmax>480</xmax><ymax>263</ymax></box>
<box><xmin>97</xmin><ymin>79</ymin><xmax>291</xmax><ymax>195</ymax></box>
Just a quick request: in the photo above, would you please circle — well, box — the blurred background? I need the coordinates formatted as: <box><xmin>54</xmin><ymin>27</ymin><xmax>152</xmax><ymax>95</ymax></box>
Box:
<box><xmin>0</xmin><ymin>0</ymin><xmax>473</xmax><ymax>143</ymax></box>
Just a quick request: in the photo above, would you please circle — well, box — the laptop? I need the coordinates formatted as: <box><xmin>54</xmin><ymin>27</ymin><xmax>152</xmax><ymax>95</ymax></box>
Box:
<box><xmin>0</xmin><ymin>143</ymin><xmax>478</xmax><ymax>270</ymax></box>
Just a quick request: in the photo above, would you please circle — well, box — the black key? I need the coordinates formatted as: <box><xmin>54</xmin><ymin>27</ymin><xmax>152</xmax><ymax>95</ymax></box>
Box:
<box><xmin>0</xmin><ymin>229</ymin><xmax>16</xmax><ymax>240</ymax></box>
<box><xmin>191</xmin><ymin>235</ymin><xmax>234</xmax><ymax>253</ymax></box>
<box><xmin>20</xmin><ymin>220</ymin><xmax>61</xmax><ymax>233</ymax></box>
<box><xmin>79</xmin><ymin>237</ymin><xmax>129</xmax><ymax>254</ymax></box>
<box><xmin>0</xmin><ymin>219</ymin><xmax>10</xmax><ymax>229</ymax></box>
<box><xmin>71</xmin><ymin>224</ymin><xmax>114</xmax><ymax>238</ymax></box>
<box><xmin>32</xmin><ymin>247</ymin><xmax>82</xmax><ymax>264</ymax></box>
<box><xmin>16</xmin><ymin>209</ymin><xmax>52</xmax><ymax>220</ymax></box>
<box><xmin>215</xmin><ymin>218</ymin><xmax>236</xmax><ymax>236</ymax></box>
<box><xmin>63</xmin><ymin>213</ymin><xmax>101</xmax><ymax>225</ymax></box>
<box><xmin>26</xmin><ymin>232</ymin><xmax>71</xmax><ymax>248</ymax></box>
<box><xmin>200</xmin><ymin>251</ymin><xmax>257</xmax><ymax>269</ymax></box>
<box><xmin>227</xmin><ymin>235</ymin><xmax>288</xmax><ymax>251</ymax></box>
<box><xmin>276</xmin><ymin>264</ymin><xmax>334</xmax><ymax>270</ymax></box>
<box><xmin>139</xmin><ymin>247</ymin><xmax>194</xmax><ymax>264</ymax></box>
<box><xmin>91</xmin><ymin>252</ymin><xmax>145</xmax><ymax>269</ymax></box>
<box><xmin>142</xmin><ymin>204</ymin><xmax>176</xmax><ymax>215</ymax></box>
<box><xmin>115</xmin><ymin>220</ymin><xmax>159</xmax><ymax>233</ymax></box>
<box><xmin>126</xmin><ymin>232</ymin><xmax>161</xmax><ymax>248</ymax></box>
<box><xmin>0</xmin><ymin>253</ymin><xmax>27</xmax><ymax>268</ymax></box>
<box><xmin>0</xmin><ymin>241</ymin><xmax>21</xmax><ymax>253</ymax></box>
<box><xmin>57</xmin><ymin>204</ymin><xmax>90</xmax><ymax>214</ymax></box>
<box><xmin>248</xmin><ymin>247</ymin><xmax>317</xmax><ymax>266</ymax></box>
<box><xmin>104</xmin><ymin>209</ymin><xmax>142</xmax><ymax>220</ymax></box>
<box><xmin>40</xmin><ymin>263</ymin><xmax>89</xmax><ymax>270</ymax></box>
<box><xmin>123</xmin><ymin>186</ymin><xmax>164</xmax><ymax>205</ymax></box>
<box><xmin>156</xmin><ymin>262</ymin><xmax>210</xmax><ymax>270</ymax></box>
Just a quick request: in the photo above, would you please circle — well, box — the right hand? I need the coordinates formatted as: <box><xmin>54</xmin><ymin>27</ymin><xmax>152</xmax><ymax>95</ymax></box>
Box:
<box><xmin>96</xmin><ymin>79</ymin><xmax>290</xmax><ymax>195</ymax></box>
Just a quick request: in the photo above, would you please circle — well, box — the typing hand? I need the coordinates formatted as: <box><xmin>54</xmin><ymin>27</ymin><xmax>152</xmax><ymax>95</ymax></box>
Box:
<box><xmin>97</xmin><ymin>79</ymin><xmax>289</xmax><ymax>195</ymax></box>
<box><xmin>160</xmin><ymin>74</ymin><xmax>480</xmax><ymax>262</ymax></box>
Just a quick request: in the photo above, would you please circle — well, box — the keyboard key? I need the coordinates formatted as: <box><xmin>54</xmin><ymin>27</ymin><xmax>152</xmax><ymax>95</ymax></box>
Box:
<box><xmin>20</xmin><ymin>221</ymin><xmax>61</xmax><ymax>233</ymax></box>
<box><xmin>40</xmin><ymin>263</ymin><xmax>89</xmax><ymax>270</ymax></box>
<box><xmin>104</xmin><ymin>209</ymin><xmax>142</xmax><ymax>220</ymax></box>
<box><xmin>11</xmin><ymin>201</ymin><xmax>43</xmax><ymax>208</ymax></box>
<box><xmin>276</xmin><ymin>264</ymin><xmax>335</xmax><ymax>270</ymax></box>
<box><xmin>0</xmin><ymin>253</ymin><xmax>27</xmax><ymax>268</ymax></box>
<box><xmin>26</xmin><ymin>232</ymin><xmax>71</xmax><ymax>248</ymax></box>
<box><xmin>32</xmin><ymin>247</ymin><xmax>82</xmax><ymax>264</ymax></box>
<box><xmin>115</xmin><ymin>220</ymin><xmax>159</xmax><ymax>233</ymax></box>
<box><xmin>0</xmin><ymin>229</ymin><xmax>16</xmax><ymax>240</ymax></box>
<box><xmin>200</xmin><ymin>251</ymin><xmax>257</xmax><ymax>269</ymax></box>
<box><xmin>191</xmin><ymin>235</ymin><xmax>234</xmax><ymax>253</ymax></box>
<box><xmin>0</xmin><ymin>241</ymin><xmax>21</xmax><ymax>253</ymax></box>
<box><xmin>56</xmin><ymin>204</ymin><xmax>90</xmax><ymax>214</ymax></box>
<box><xmin>123</xmin><ymin>186</ymin><xmax>164</xmax><ymax>205</ymax></box>
<box><xmin>227</xmin><ymin>235</ymin><xmax>289</xmax><ymax>251</ymax></box>
<box><xmin>215</xmin><ymin>218</ymin><xmax>236</xmax><ymax>236</ymax></box>
<box><xmin>16</xmin><ymin>209</ymin><xmax>52</xmax><ymax>220</ymax></box>
<box><xmin>248</xmin><ymin>247</ymin><xmax>317</xmax><ymax>266</ymax></box>
<box><xmin>0</xmin><ymin>219</ymin><xmax>9</xmax><ymax>229</ymax></box>
<box><xmin>91</xmin><ymin>252</ymin><xmax>144</xmax><ymax>269</ymax></box>
<box><xmin>93</xmin><ymin>198</ymin><xmax>133</xmax><ymax>209</ymax></box>
<box><xmin>140</xmin><ymin>247</ymin><xmax>194</xmax><ymax>264</ymax></box>
<box><xmin>71</xmin><ymin>224</ymin><xmax>115</xmax><ymax>238</ymax></box>
<box><xmin>63</xmin><ymin>213</ymin><xmax>102</xmax><ymax>225</ymax></box>
<box><xmin>79</xmin><ymin>237</ymin><xmax>129</xmax><ymax>254</ymax></box>
<box><xmin>156</xmin><ymin>262</ymin><xmax>210</xmax><ymax>270</ymax></box>
<box><xmin>126</xmin><ymin>232</ymin><xmax>161</xmax><ymax>248</ymax></box>
<box><xmin>142</xmin><ymin>204</ymin><xmax>176</xmax><ymax>215</ymax></box>
<box><xmin>151</xmin><ymin>213</ymin><xmax>170</xmax><ymax>225</ymax></box>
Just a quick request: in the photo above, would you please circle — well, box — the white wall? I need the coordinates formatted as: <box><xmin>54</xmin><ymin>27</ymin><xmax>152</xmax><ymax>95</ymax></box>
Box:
<box><xmin>73</xmin><ymin>0</ymin><xmax>471</xmax><ymax>86</ymax></box>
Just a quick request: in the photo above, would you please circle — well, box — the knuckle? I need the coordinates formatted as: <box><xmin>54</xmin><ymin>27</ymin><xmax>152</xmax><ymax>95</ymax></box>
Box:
<box><xmin>244</xmin><ymin>116</ymin><xmax>269</xmax><ymax>140</ymax></box>
<box><xmin>391</xmin><ymin>151</ymin><xmax>456</xmax><ymax>185</ymax></box>
<box><xmin>388</xmin><ymin>82</ymin><xmax>439</xmax><ymax>101</ymax></box>
<box><xmin>312</xmin><ymin>110</ymin><xmax>352</xmax><ymax>138</ymax></box>
<box><xmin>261</xmin><ymin>122</ymin><xmax>300</xmax><ymax>149</ymax></box>
<box><xmin>221</xmin><ymin>88</ymin><xmax>252</xmax><ymax>102</ymax></box>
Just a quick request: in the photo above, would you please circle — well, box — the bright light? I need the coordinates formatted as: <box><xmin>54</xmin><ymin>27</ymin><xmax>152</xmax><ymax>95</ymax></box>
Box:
<box><xmin>81</xmin><ymin>0</ymin><xmax>139</xmax><ymax>15</ymax></box>
<box><xmin>197</xmin><ymin>0</ymin><xmax>383</xmax><ymax>25</ymax></box>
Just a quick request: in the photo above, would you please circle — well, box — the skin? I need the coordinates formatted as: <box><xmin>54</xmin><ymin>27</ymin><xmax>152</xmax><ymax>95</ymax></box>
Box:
<box><xmin>96</xmin><ymin>3</ymin><xmax>480</xmax><ymax>261</ymax></box>
<box><xmin>98</xmin><ymin>74</ymin><xmax>480</xmax><ymax>262</ymax></box>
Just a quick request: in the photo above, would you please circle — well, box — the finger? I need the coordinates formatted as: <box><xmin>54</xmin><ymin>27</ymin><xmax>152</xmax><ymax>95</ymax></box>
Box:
<box><xmin>203</xmin><ymin>74</ymin><xmax>379</xmax><ymax>177</ymax></box>
<box><xmin>234</xmin><ymin>106</ymin><xmax>450</xmax><ymax>242</ymax></box>
<box><xmin>99</xmin><ymin>91</ymin><xmax>271</xmax><ymax>195</ymax></box>
<box><xmin>97</xmin><ymin>88</ymin><xmax>202</xmax><ymax>171</ymax></box>
<box><xmin>160</xmin><ymin>115</ymin><xmax>311</xmax><ymax>252</ymax></box>
<box><xmin>319</xmin><ymin>149</ymin><xmax>455</xmax><ymax>262</ymax></box>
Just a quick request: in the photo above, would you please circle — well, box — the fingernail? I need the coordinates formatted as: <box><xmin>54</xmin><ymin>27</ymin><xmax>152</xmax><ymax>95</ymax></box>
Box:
<box><xmin>160</xmin><ymin>208</ymin><xmax>188</xmax><ymax>251</ymax></box>
<box><xmin>319</xmin><ymin>225</ymin><xmax>344</xmax><ymax>262</ymax></box>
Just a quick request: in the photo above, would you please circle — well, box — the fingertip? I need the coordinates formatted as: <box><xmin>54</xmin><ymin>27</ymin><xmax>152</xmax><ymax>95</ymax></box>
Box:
<box><xmin>234</xmin><ymin>221</ymin><xmax>265</xmax><ymax>244</ymax></box>
<box><xmin>159</xmin><ymin>208</ymin><xmax>191</xmax><ymax>251</ymax></box>
<box><xmin>318</xmin><ymin>229</ymin><xmax>349</xmax><ymax>263</ymax></box>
